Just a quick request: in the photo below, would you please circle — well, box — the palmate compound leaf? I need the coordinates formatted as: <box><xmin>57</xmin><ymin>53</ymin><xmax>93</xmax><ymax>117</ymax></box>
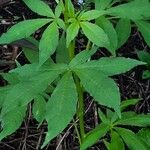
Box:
<box><xmin>0</xmin><ymin>19</ymin><xmax>51</xmax><ymax>44</ymax></box>
<box><xmin>80</xmin><ymin>22</ymin><xmax>110</xmax><ymax>48</ymax></box>
<box><xmin>71</xmin><ymin>56</ymin><xmax>145</xmax><ymax>116</ymax></box>
<box><xmin>39</xmin><ymin>21</ymin><xmax>59</xmax><ymax>65</ymax></box>
<box><xmin>22</xmin><ymin>0</ymin><xmax>55</xmax><ymax>18</ymax></box>
<box><xmin>115</xmin><ymin>127</ymin><xmax>147</xmax><ymax>150</ymax></box>
<box><xmin>42</xmin><ymin>72</ymin><xmax>77</xmax><ymax>148</ymax></box>
<box><xmin>0</xmin><ymin>106</ymin><xmax>26</xmax><ymax>141</ymax></box>
<box><xmin>74</xmin><ymin>69</ymin><xmax>121</xmax><ymax>117</ymax></box>
<box><xmin>106</xmin><ymin>0</ymin><xmax>150</xmax><ymax>20</ymax></box>
<box><xmin>1</xmin><ymin>63</ymin><xmax>68</xmax><ymax>116</ymax></box>
<box><xmin>72</xmin><ymin>57</ymin><xmax>146</xmax><ymax>76</ymax></box>
<box><xmin>80</xmin><ymin>123</ymin><xmax>110</xmax><ymax>150</ymax></box>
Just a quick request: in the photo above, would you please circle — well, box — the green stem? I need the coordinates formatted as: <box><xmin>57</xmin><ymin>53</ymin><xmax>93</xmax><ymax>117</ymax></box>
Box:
<box><xmin>68</xmin><ymin>40</ymin><xmax>75</xmax><ymax>60</ymax></box>
<box><xmin>68</xmin><ymin>39</ymin><xmax>85</xmax><ymax>143</ymax></box>
<box><xmin>75</xmin><ymin>76</ymin><xmax>85</xmax><ymax>142</ymax></box>
<box><xmin>64</xmin><ymin>0</ymin><xmax>85</xmax><ymax>143</ymax></box>
<box><xmin>68</xmin><ymin>40</ymin><xmax>85</xmax><ymax>142</ymax></box>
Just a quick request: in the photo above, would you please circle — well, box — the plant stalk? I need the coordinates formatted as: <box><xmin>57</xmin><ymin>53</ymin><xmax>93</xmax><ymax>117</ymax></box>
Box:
<box><xmin>68</xmin><ymin>40</ymin><xmax>85</xmax><ymax>142</ymax></box>
<box><xmin>64</xmin><ymin>0</ymin><xmax>85</xmax><ymax>143</ymax></box>
<box><xmin>75</xmin><ymin>76</ymin><xmax>85</xmax><ymax>142</ymax></box>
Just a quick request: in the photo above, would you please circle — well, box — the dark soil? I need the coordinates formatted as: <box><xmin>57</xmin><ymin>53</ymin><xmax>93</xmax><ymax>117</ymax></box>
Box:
<box><xmin>0</xmin><ymin>0</ymin><xmax>150</xmax><ymax>150</ymax></box>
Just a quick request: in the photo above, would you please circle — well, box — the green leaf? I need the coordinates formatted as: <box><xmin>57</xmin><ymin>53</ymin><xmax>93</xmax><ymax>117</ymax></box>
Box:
<box><xmin>137</xmin><ymin>51</ymin><xmax>150</xmax><ymax>66</ymax></box>
<box><xmin>114</xmin><ymin>112</ymin><xmax>150</xmax><ymax>127</ymax></box>
<box><xmin>66</xmin><ymin>0</ymin><xmax>75</xmax><ymax>17</ymax></box>
<box><xmin>0</xmin><ymin>19</ymin><xmax>50</xmax><ymax>44</ymax></box>
<box><xmin>22</xmin><ymin>0</ymin><xmax>55</xmax><ymax>18</ymax></box>
<box><xmin>104</xmin><ymin>140</ymin><xmax>111</xmax><ymax>150</ymax></box>
<box><xmin>1</xmin><ymin>72</ymin><xmax>19</xmax><ymax>85</ymax></box>
<box><xmin>143</xmin><ymin>70</ymin><xmax>150</xmax><ymax>79</ymax></box>
<box><xmin>22</xmin><ymin>37</ymin><xmax>39</xmax><ymax>59</ymax></box>
<box><xmin>79</xmin><ymin>10</ymin><xmax>106</xmax><ymax>21</ymax></box>
<box><xmin>9</xmin><ymin>64</ymin><xmax>40</xmax><ymax>79</ymax></box>
<box><xmin>75</xmin><ymin>69</ymin><xmax>121</xmax><ymax>116</ymax></box>
<box><xmin>98</xmin><ymin>109</ymin><xmax>110</xmax><ymax>124</ymax></box>
<box><xmin>0</xmin><ymin>87</ymin><xmax>10</xmax><ymax>108</ymax></box>
<box><xmin>56</xmin><ymin>18</ymin><xmax>66</xmax><ymax>30</ymax></box>
<box><xmin>12</xmin><ymin>37</ymin><xmax>39</xmax><ymax>50</ymax></box>
<box><xmin>0</xmin><ymin>106</ymin><xmax>26</xmax><ymax>140</ymax></box>
<box><xmin>69</xmin><ymin>46</ymin><xmax>98</xmax><ymax>68</ymax></box>
<box><xmin>118</xmin><ymin>111</ymin><xmax>136</xmax><ymax>118</ymax></box>
<box><xmin>39</xmin><ymin>22</ymin><xmax>59</xmax><ymax>65</ymax></box>
<box><xmin>42</xmin><ymin>72</ymin><xmax>77</xmax><ymax>148</ymax></box>
<box><xmin>109</xmin><ymin>131</ymin><xmax>125</xmax><ymax>150</ymax></box>
<box><xmin>115</xmin><ymin>127</ymin><xmax>147</xmax><ymax>150</ymax></box>
<box><xmin>121</xmin><ymin>99</ymin><xmax>139</xmax><ymax>111</ymax></box>
<box><xmin>55</xmin><ymin>0</ymin><xmax>64</xmax><ymax>18</ymax></box>
<box><xmin>96</xmin><ymin>16</ymin><xmax>118</xmax><ymax>55</ymax></box>
<box><xmin>66</xmin><ymin>21</ymin><xmax>79</xmax><ymax>47</ymax></box>
<box><xmin>1</xmin><ymin>63</ymin><xmax>68</xmax><ymax>115</ymax></box>
<box><xmin>95</xmin><ymin>0</ymin><xmax>112</xmax><ymax>10</ymax></box>
<box><xmin>107</xmin><ymin>0</ymin><xmax>150</xmax><ymax>20</ymax></box>
<box><xmin>116</xmin><ymin>19</ymin><xmax>131</xmax><ymax>48</ymax></box>
<box><xmin>26</xmin><ymin>37</ymin><xmax>39</xmax><ymax>48</ymax></box>
<box><xmin>80</xmin><ymin>22</ymin><xmax>110</xmax><ymax>48</ymax></box>
<box><xmin>33</xmin><ymin>95</ymin><xmax>46</xmax><ymax>123</ymax></box>
<box><xmin>56</xmin><ymin>33</ymin><xmax>70</xmax><ymax>63</ymax></box>
<box><xmin>80</xmin><ymin>123</ymin><xmax>109</xmax><ymax>150</ymax></box>
<box><xmin>135</xmin><ymin>21</ymin><xmax>150</xmax><ymax>47</ymax></box>
<box><xmin>23</xmin><ymin>47</ymin><xmax>39</xmax><ymax>63</ymax></box>
<box><xmin>10</xmin><ymin>63</ymin><xmax>67</xmax><ymax>79</ymax></box>
<box><xmin>106</xmin><ymin>108</ymin><xmax>122</xmax><ymax>124</ymax></box>
<box><xmin>23</xmin><ymin>42</ymin><xmax>54</xmax><ymax>65</ymax></box>
<box><xmin>137</xmin><ymin>128</ymin><xmax>150</xmax><ymax>149</ymax></box>
<box><xmin>73</xmin><ymin>57</ymin><xmax>145</xmax><ymax>76</ymax></box>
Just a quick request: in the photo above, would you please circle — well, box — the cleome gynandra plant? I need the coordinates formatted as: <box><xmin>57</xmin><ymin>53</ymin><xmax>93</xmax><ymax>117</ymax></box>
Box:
<box><xmin>81</xmin><ymin>99</ymin><xmax>150</xmax><ymax>150</ymax></box>
<box><xmin>0</xmin><ymin>0</ymin><xmax>150</xmax><ymax>149</ymax></box>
